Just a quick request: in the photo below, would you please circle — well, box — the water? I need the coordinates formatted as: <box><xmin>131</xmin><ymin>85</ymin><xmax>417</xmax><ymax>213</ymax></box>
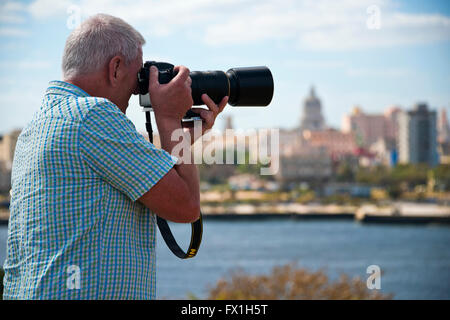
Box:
<box><xmin>1</xmin><ymin>219</ymin><xmax>449</xmax><ymax>299</ymax></box>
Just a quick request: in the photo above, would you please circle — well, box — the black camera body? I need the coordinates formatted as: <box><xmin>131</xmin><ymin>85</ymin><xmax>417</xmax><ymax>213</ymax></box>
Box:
<box><xmin>137</xmin><ymin>61</ymin><xmax>274</xmax><ymax>116</ymax></box>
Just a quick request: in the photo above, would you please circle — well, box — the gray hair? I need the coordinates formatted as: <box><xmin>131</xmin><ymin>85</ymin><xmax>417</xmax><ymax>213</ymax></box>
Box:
<box><xmin>62</xmin><ymin>13</ymin><xmax>145</xmax><ymax>79</ymax></box>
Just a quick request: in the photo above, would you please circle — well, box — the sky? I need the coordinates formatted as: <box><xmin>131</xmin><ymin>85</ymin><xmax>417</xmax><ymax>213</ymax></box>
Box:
<box><xmin>0</xmin><ymin>0</ymin><xmax>449</xmax><ymax>135</ymax></box>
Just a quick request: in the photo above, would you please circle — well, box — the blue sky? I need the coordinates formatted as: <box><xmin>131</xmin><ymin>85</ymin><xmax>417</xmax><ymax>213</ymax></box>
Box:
<box><xmin>0</xmin><ymin>0</ymin><xmax>449</xmax><ymax>134</ymax></box>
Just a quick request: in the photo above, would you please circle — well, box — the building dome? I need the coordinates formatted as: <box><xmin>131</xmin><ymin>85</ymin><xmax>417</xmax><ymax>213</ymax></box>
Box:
<box><xmin>352</xmin><ymin>106</ymin><xmax>362</xmax><ymax>115</ymax></box>
<box><xmin>300</xmin><ymin>86</ymin><xmax>325</xmax><ymax>131</ymax></box>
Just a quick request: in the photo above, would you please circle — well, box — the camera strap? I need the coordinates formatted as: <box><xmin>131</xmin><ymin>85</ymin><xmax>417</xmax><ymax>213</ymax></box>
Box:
<box><xmin>157</xmin><ymin>215</ymin><xmax>202</xmax><ymax>259</ymax></box>
<box><xmin>145</xmin><ymin>111</ymin><xmax>202</xmax><ymax>259</ymax></box>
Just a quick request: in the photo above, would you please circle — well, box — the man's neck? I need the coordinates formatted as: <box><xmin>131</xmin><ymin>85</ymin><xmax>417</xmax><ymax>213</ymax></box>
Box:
<box><xmin>64</xmin><ymin>75</ymin><xmax>127</xmax><ymax>114</ymax></box>
<box><xmin>65</xmin><ymin>76</ymin><xmax>106</xmax><ymax>98</ymax></box>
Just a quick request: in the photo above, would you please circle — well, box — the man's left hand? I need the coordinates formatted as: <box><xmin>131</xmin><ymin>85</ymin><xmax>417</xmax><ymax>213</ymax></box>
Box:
<box><xmin>182</xmin><ymin>94</ymin><xmax>228</xmax><ymax>144</ymax></box>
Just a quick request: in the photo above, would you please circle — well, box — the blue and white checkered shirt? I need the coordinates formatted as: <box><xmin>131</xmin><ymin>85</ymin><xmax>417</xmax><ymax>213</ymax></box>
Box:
<box><xmin>3</xmin><ymin>80</ymin><xmax>177</xmax><ymax>299</ymax></box>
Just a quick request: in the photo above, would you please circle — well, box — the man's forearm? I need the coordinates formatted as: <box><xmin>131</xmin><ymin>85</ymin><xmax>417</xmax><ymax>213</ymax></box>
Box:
<box><xmin>156</xmin><ymin>117</ymin><xmax>200</xmax><ymax>206</ymax></box>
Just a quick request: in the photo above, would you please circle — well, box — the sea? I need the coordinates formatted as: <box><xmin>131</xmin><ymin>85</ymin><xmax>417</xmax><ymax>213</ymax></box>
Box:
<box><xmin>1</xmin><ymin>218</ymin><xmax>449</xmax><ymax>299</ymax></box>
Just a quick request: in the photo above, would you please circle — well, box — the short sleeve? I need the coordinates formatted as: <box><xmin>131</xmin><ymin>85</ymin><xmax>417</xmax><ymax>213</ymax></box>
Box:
<box><xmin>79</xmin><ymin>98</ymin><xmax>177</xmax><ymax>201</ymax></box>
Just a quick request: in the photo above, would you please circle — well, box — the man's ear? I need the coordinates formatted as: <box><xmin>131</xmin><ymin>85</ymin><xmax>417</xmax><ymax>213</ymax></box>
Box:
<box><xmin>108</xmin><ymin>55</ymin><xmax>124</xmax><ymax>87</ymax></box>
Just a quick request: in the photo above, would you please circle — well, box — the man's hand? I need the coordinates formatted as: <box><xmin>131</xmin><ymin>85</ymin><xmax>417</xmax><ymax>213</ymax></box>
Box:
<box><xmin>149</xmin><ymin>65</ymin><xmax>193</xmax><ymax>124</ymax></box>
<box><xmin>183</xmin><ymin>94</ymin><xmax>228</xmax><ymax>144</ymax></box>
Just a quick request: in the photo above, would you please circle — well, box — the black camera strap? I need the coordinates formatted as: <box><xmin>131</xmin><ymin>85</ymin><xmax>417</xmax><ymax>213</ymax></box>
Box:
<box><xmin>157</xmin><ymin>214</ymin><xmax>203</xmax><ymax>259</ymax></box>
<box><xmin>145</xmin><ymin>111</ymin><xmax>202</xmax><ymax>259</ymax></box>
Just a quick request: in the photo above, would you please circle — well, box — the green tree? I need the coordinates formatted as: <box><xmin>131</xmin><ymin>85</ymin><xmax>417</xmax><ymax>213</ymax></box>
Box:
<box><xmin>390</xmin><ymin>164</ymin><xmax>429</xmax><ymax>189</ymax></box>
<box><xmin>355</xmin><ymin>165</ymin><xmax>391</xmax><ymax>185</ymax></box>
<box><xmin>432</xmin><ymin>164</ymin><xmax>450</xmax><ymax>191</ymax></box>
<box><xmin>335</xmin><ymin>163</ymin><xmax>355</xmax><ymax>182</ymax></box>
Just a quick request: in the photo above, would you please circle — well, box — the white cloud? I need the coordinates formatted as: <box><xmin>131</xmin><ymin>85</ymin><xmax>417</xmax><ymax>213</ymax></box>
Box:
<box><xmin>28</xmin><ymin>0</ymin><xmax>72</xmax><ymax>19</ymax></box>
<box><xmin>0</xmin><ymin>1</ymin><xmax>27</xmax><ymax>23</ymax></box>
<box><xmin>6</xmin><ymin>0</ymin><xmax>450</xmax><ymax>50</ymax></box>
<box><xmin>202</xmin><ymin>0</ymin><xmax>450</xmax><ymax>50</ymax></box>
<box><xmin>0</xmin><ymin>27</ymin><xmax>30</xmax><ymax>37</ymax></box>
<box><xmin>0</xmin><ymin>1</ymin><xmax>29</xmax><ymax>37</ymax></box>
<box><xmin>0</xmin><ymin>60</ymin><xmax>52</xmax><ymax>70</ymax></box>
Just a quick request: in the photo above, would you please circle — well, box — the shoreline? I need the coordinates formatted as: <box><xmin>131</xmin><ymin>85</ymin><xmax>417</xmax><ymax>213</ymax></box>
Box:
<box><xmin>1</xmin><ymin>202</ymin><xmax>449</xmax><ymax>225</ymax></box>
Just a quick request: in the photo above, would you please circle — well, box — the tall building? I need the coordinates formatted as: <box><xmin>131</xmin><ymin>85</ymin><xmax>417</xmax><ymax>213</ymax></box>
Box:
<box><xmin>341</xmin><ymin>106</ymin><xmax>400</xmax><ymax>147</ymax></box>
<box><xmin>437</xmin><ymin>108</ymin><xmax>450</xmax><ymax>144</ymax></box>
<box><xmin>398</xmin><ymin>103</ymin><xmax>438</xmax><ymax>167</ymax></box>
<box><xmin>384</xmin><ymin>106</ymin><xmax>401</xmax><ymax>143</ymax></box>
<box><xmin>300</xmin><ymin>86</ymin><xmax>325</xmax><ymax>131</ymax></box>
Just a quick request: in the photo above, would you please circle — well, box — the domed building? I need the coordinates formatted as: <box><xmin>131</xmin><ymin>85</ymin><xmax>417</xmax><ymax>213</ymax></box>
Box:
<box><xmin>300</xmin><ymin>86</ymin><xmax>326</xmax><ymax>131</ymax></box>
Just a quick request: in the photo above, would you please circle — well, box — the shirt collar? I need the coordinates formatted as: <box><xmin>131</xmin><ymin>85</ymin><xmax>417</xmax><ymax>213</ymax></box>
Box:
<box><xmin>46</xmin><ymin>80</ymin><xmax>91</xmax><ymax>98</ymax></box>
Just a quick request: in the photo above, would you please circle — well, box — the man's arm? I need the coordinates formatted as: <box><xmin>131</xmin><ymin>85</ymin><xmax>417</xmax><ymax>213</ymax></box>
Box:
<box><xmin>137</xmin><ymin>66</ymin><xmax>200</xmax><ymax>223</ymax></box>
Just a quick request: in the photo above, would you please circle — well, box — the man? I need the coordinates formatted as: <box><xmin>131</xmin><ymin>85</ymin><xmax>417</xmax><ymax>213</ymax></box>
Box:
<box><xmin>3</xmin><ymin>14</ymin><xmax>227</xmax><ymax>299</ymax></box>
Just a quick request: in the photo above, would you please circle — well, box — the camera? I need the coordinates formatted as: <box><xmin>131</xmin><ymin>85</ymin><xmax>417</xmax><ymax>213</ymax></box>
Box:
<box><xmin>138</xmin><ymin>62</ymin><xmax>274</xmax><ymax>258</ymax></box>
<box><xmin>137</xmin><ymin>61</ymin><xmax>274</xmax><ymax>119</ymax></box>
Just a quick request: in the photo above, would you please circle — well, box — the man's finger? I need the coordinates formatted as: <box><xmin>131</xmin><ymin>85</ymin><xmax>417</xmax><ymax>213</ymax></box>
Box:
<box><xmin>200</xmin><ymin>110</ymin><xmax>214</xmax><ymax>128</ymax></box>
<box><xmin>218</xmin><ymin>96</ymin><xmax>228</xmax><ymax>113</ymax></box>
<box><xmin>149</xmin><ymin>66</ymin><xmax>160</xmax><ymax>91</ymax></box>
<box><xmin>191</xmin><ymin>108</ymin><xmax>214</xmax><ymax>128</ymax></box>
<box><xmin>190</xmin><ymin>107</ymin><xmax>206</xmax><ymax>114</ymax></box>
<box><xmin>172</xmin><ymin>66</ymin><xmax>190</xmax><ymax>85</ymax></box>
<box><xmin>201</xmin><ymin>94</ymin><xmax>219</xmax><ymax>114</ymax></box>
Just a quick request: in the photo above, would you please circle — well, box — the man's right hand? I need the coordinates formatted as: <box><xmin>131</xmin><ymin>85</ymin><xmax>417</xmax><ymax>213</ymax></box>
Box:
<box><xmin>148</xmin><ymin>65</ymin><xmax>193</xmax><ymax>123</ymax></box>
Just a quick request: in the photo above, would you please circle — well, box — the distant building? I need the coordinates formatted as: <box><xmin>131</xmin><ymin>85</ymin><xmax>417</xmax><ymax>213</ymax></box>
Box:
<box><xmin>302</xmin><ymin>128</ymin><xmax>358</xmax><ymax>160</ymax></box>
<box><xmin>0</xmin><ymin>129</ymin><xmax>21</xmax><ymax>192</ymax></box>
<box><xmin>0</xmin><ymin>129</ymin><xmax>21</xmax><ymax>170</ymax></box>
<box><xmin>299</xmin><ymin>86</ymin><xmax>326</xmax><ymax>131</ymax></box>
<box><xmin>437</xmin><ymin>108</ymin><xmax>450</xmax><ymax>144</ymax></box>
<box><xmin>278</xmin><ymin>128</ymin><xmax>304</xmax><ymax>156</ymax></box>
<box><xmin>341</xmin><ymin>106</ymin><xmax>400</xmax><ymax>147</ymax></box>
<box><xmin>438</xmin><ymin>142</ymin><xmax>450</xmax><ymax>165</ymax></box>
<box><xmin>369</xmin><ymin>137</ymin><xmax>397</xmax><ymax>167</ymax></box>
<box><xmin>384</xmin><ymin>106</ymin><xmax>401</xmax><ymax>143</ymax></box>
<box><xmin>398</xmin><ymin>103</ymin><xmax>439</xmax><ymax>167</ymax></box>
<box><xmin>0</xmin><ymin>161</ymin><xmax>11</xmax><ymax>193</ymax></box>
<box><xmin>223</xmin><ymin>115</ymin><xmax>234</xmax><ymax>131</ymax></box>
<box><xmin>275</xmin><ymin>145</ymin><xmax>332</xmax><ymax>183</ymax></box>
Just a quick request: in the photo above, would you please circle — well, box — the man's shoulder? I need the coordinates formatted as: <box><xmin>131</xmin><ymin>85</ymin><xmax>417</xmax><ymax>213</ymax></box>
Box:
<box><xmin>59</xmin><ymin>95</ymin><xmax>130</xmax><ymax>131</ymax></box>
<box><xmin>42</xmin><ymin>82</ymin><xmax>121</xmax><ymax>123</ymax></box>
<box><xmin>80</xmin><ymin>96</ymin><xmax>131</xmax><ymax>126</ymax></box>
<box><xmin>78</xmin><ymin>97</ymin><xmax>139</xmax><ymax>141</ymax></box>
<box><xmin>76</xmin><ymin>96</ymin><xmax>119</xmax><ymax>118</ymax></box>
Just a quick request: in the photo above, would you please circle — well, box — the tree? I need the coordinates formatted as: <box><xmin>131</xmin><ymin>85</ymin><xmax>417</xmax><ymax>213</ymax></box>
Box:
<box><xmin>207</xmin><ymin>264</ymin><xmax>392</xmax><ymax>300</ymax></box>
<box><xmin>432</xmin><ymin>164</ymin><xmax>450</xmax><ymax>191</ymax></box>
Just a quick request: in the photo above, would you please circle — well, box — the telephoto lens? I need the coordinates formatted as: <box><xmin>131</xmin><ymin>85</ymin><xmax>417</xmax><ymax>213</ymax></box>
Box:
<box><xmin>225</xmin><ymin>66</ymin><xmax>274</xmax><ymax>106</ymax></box>
<box><xmin>138</xmin><ymin>61</ymin><xmax>274</xmax><ymax>108</ymax></box>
